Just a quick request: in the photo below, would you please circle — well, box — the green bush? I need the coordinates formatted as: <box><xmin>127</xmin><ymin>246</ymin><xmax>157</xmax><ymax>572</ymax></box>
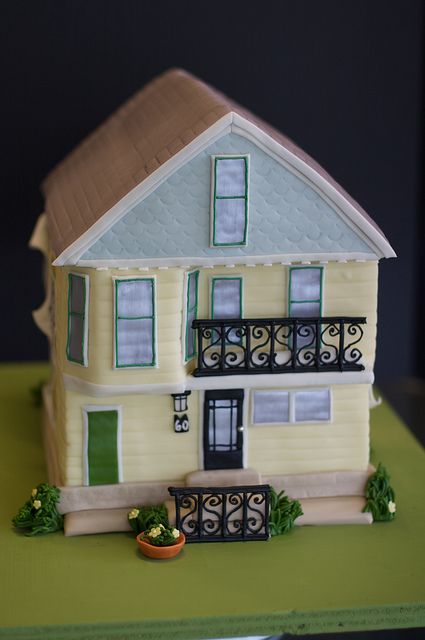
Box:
<box><xmin>363</xmin><ymin>463</ymin><xmax>396</xmax><ymax>522</ymax></box>
<box><xmin>269</xmin><ymin>487</ymin><xmax>303</xmax><ymax>536</ymax></box>
<box><xmin>128</xmin><ymin>504</ymin><xmax>169</xmax><ymax>535</ymax></box>
<box><xmin>12</xmin><ymin>483</ymin><xmax>63</xmax><ymax>535</ymax></box>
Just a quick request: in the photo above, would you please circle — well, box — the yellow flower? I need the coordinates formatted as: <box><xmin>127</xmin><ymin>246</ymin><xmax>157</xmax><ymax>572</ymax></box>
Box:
<box><xmin>172</xmin><ymin>528</ymin><xmax>180</xmax><ymax>539</ymax></box>
<box><xmin>33</xmin><ymin>500</ymin><xmax>42</xmax><ymax>510</ymax></box>
<box><xmin>31</xmin><ymin>488</ymin><xmax>38</xmax><ymax>498</ymax></box>
<box><xmin>388</xmin><ymin>501</ymin><xmax>396</xmax><ymax>514</ymax></box>
<box><xmin>128</xmin><ymin>508</ymin><xmax>139</xmax><ymax>520</ymax></box>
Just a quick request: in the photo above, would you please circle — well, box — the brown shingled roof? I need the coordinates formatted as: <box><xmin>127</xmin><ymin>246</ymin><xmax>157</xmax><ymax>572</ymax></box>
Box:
<box><xmin>42</xmin><ymin>68</ymin><xmax>392</xmax><ymax>260</ymax></box>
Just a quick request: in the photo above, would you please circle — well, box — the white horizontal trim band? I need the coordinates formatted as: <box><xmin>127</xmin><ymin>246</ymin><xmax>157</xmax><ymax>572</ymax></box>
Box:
<box><xmin>75</xmin><ymin>252</ymin><xmax>378</xmax><ymax>269</ymax></box>
<box><xmin>63</xmin><ymin>370</ymin><xmax>374</xmax><ymax>398</ymax></box>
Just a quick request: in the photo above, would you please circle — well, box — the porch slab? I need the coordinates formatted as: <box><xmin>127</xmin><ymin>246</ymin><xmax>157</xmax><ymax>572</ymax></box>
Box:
<box><xmin>263</xmin><ymin>466</ymin><xmax>375</xmax><ymax>500</ymax></box>
<box><xmin>64</xmin><ymin>508</ymin><xmax>132</xmax><ymax>536</ymax></box>
<box><xmin>185</xmin><ymin>468</ymin><xmax>261</xmax><ymax>487</ymax></box>
<box><xmin>296</xmin><ymin>496</ymin><xmax>373</xmax><ymax>526</ymax></box>
<box><xmin>58</xmin><ymin>480</ymin><xmax>184</xmax><ymax>515</ymax></box>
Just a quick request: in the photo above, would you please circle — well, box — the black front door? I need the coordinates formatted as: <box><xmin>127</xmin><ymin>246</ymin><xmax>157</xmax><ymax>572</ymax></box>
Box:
<box><xmin>203</xmin><ymin>389</ymin><xmax>244</xmax><ymax>470</ymax></box>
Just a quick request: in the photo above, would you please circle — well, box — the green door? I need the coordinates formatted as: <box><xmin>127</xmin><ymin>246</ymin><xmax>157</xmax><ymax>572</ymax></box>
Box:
<box><xmin>86</xmin><ymin>409</ymin><xmax>120</xmax><ymax>485</ymax></box>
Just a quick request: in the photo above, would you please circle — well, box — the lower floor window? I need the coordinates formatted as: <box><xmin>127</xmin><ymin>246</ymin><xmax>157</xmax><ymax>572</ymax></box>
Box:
<box><xmin>252</xmin><ymin>388</ymin><xmax>331</xmax><ymax>424</ymax></box>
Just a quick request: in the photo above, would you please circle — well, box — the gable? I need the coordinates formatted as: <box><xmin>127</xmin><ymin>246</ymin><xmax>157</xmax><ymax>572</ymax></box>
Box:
<box><xmin>80</xmin><ymin>133</ymin><xmax>374</xmax><ymax>265</ymax></box>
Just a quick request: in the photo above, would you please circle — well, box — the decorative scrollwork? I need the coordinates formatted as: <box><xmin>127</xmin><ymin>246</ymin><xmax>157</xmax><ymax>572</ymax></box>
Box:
<box><xmin>168</xmin><ymin>485</ymin><xmax>271</xmax><ymax>543</ymax></box>
<box><xmin>192</xmin><ymin>316</ymin><xmax>366</xmax><ymax>376</ymax></box>
<box><xmin>178</xmin><ymin>493</ymin><xmax>199</xmax><ymax>536</ymax></box>
<box><xmin>319</xmin><ymin>322</ymin><xmax>340</xmax><ymax>366</ymax></box>
<box><xmin>343</xmin><ymin>323</ymin><xmax>364</xmax><ymax>364</ymax></box>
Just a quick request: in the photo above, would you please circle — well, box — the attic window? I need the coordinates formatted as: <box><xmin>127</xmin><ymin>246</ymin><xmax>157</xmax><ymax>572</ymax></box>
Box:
<box><xmin>211</xmin><ymin>155</ymin><xmax>249</xmax><ymax>246</ymax></box>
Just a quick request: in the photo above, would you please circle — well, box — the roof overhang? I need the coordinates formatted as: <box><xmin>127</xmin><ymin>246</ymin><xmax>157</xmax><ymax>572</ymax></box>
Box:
<box><xmin>52</xmin><ymin>112</ymin><xmax>396</xmax><ymax>267</ymax></box>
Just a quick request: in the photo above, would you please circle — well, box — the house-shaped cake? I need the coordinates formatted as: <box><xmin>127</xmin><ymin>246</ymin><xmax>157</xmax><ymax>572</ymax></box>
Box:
<box><xmin>30</xmin><ymin>69</ymin><xmax>396</xmax><ymax>534</ymax></box>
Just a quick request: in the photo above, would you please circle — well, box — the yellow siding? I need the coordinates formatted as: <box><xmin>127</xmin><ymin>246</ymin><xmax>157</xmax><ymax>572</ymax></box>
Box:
<box><xmin>56</xmin><ymin>267</ymin><xmax>186</xmax><ymax>386</ymax></box>
<box><xmin>62</xmin><ymin>384</ymin><xmax>368</xmax><ymax>486</ymax></box>
<box><xmin>248</xmin><ymin>384</ymin><xmax>370</xmax><ymax>474</ymax></box>
<box><xmin>53</xmin><ymin>261</ymin><xmax>376</xmax><ymax>485</ymax></box>
<box><xmin>187</xmin><ymin>261</ymin><xmax>378</xmax><ymax>371</ymax></box>
<box><xmin>56</xmin><ymin>261</ymin><xmax>378</xmax><ymax>385</ymax></box>
<box><xmin>63</xmin><ymin>390</ymin><xmax>199</xmax><ymax>486</ymax></box>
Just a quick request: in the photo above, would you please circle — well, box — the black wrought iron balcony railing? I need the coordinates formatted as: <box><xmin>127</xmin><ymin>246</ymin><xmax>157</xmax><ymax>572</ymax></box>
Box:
<box><xmin>192</xmin><ymin>316</ymin><xmax>367</xmax><ymax>377</ymax></box>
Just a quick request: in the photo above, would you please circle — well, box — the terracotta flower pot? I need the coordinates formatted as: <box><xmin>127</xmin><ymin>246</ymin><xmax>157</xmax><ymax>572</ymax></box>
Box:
<box><xmin>136</xmin><ymin>532</ymin><xmax>186</xmax><ymax>559</ymax></box>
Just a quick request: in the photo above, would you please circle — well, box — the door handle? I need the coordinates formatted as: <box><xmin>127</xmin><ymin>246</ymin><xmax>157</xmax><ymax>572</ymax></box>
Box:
<box><xmin>237</xmin><ymin>426</ymin><xmax>244</xmax><ymax>432</ymax></box>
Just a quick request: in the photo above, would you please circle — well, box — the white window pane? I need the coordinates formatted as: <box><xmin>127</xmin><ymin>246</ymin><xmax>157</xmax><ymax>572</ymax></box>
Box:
<box><xmin>253</xmin><ymin>391</ymin><xmax>289</xmax><ymax>424</ymax></box>
<box><xmin>213</xmin><ymin>279</ymin><xmax>241</xmax><ymax>319</ymax></box>
<box><xmin>214</xmin><ymin>198</ymin><xmax>246</xmax><ymax>244</ymax></box>
<box><xmin>117</xmin><ymin>280</ymin><xmax>153</xmax><ymax>318</ymax></box>
<box><xmin>186</xmin><ymin>308</ymin><xmax>196</xmax><ymax>356</ymax></box>
<box><xmin>216</xmin><ymin>158</ymin><xmax>246</xmax><ymax>197</ymax></box>
<box><xmin>291</xmin><ymin>268</ymin><xmax>321</xmax><ymax>301</ymax></box>
<box><xmin>117</xmin><ymin>318</ymin><xmax>153</xmax><ymax>365</ymax></box>
<box><xmin>294</xmin><ymin>389</ymin><xmax>330</xmax><ymax>422</ymax></box>
<box><xmin>188</xmin><ymin>273</ymin><xmax>197</xmax><ymax>308</ymax></box>
<box><xmin>70</xmin><ymin>275</ymin><xmax>85</xmax><ymax>314</ymax></box>
<box><xmin>68</xmin><ymin>315</ymin><xmax>84</xmax><ymax>362</ymax></box>
<box><xmin>290</xmin><ymin>302</ymin><xmax>321</xmax><ymax>318</ymax></box>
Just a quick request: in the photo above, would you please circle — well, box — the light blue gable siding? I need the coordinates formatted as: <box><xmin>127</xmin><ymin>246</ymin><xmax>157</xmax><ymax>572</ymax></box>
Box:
<box><xmin>81</xmin><ymin>133</ymin><xmax>371</xmax><ymax>260</ymax></box>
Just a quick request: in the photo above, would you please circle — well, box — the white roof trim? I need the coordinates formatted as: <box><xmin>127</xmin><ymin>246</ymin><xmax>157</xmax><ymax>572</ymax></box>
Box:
<box><xmin>76</xmin><ymin>252</ymin><xmax>377</xmax><ymax>269</ymax></box>
<box><xmin>53</xmin><ymin>112</ymin><xmax>396</xmax><ymax>266</ymax></box>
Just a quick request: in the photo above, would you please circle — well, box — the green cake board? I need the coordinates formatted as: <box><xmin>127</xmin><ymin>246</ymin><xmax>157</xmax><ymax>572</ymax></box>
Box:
<box><xmin>0</xmin><ymin>362</ymin><xmax>424</xmax><ymax>639</ymax></box>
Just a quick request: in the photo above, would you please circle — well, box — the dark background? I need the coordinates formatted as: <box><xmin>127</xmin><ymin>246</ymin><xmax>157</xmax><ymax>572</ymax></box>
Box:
<box><xmin>0</xmin><ymin>3</ymin><xmax>424</xmax><ymax>638</ymax></box>
<box><xmin>1</xmin><ymin>0</ymin><xmax>424</xmax><ymax>385</ymax></box>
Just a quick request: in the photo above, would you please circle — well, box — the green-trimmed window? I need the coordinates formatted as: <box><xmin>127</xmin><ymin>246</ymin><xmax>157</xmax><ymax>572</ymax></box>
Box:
<box><xmin>288</xmin><ymin>267</ymin><xmax>323</xmax><ymax>348</ymax></box>
<box><xmin>66</xmin><ymin>273</ymin><xmax>89</xmax><ymax>366</ymax></box>
<box><xmin>83</xmin><ymin>407</ymin><xmax>121</xmax><ymax>485</ymax></box>
<box><xmin>288</xmin><ymin>267</ymin><xmax>323</xmax><ymax>317</ymax></box>
<box><xmin>211</xmin><ymin>276</ymin><xmax>243</xmax><ymax>343</ymax></box>
<box><xmin>211</xmin><ymin>155</ymin><xmax>249</xmax><ymax>246</ymax></box>
<box><xmin>114</xmin><ymin>278</ymin><xmax>156</xmax><ymax>368</ymax></box>
<box><xmin>185</xmin><ymin>270</ymin><xmax>199</xmax><ymax>361</ymax></box>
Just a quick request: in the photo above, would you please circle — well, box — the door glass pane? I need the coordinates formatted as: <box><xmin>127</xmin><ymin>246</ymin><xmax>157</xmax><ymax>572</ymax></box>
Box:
<box><xmin>208</xmin><ymin>399</ymin><xmax>238</xmax><ymax>451</ymax></box>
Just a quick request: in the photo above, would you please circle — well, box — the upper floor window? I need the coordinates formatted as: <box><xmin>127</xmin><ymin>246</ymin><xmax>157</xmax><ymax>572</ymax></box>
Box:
<box><xmin>288</xmin><ymin>267</ymin><xmax>323</xmax><ymax>317</ymax></box>
<box><xmin>184</xmin><ymin>270</ymin><xmax>199</xmax><ymax>361</ymax></box>
<box><xmin>66</xmin><ymin>273</ymin><xmax>89</xmax><ymax>366</ymax></box>
<box><xmin>114</xmin><ymin>278</ymin><xmax>156</xmax><ymax>368</ymax></box>
<box><xmin>211</xmin><ymin>276</ymin><xmax>243</xmax><ymax>344</ymax></box>
<box><xmin>211</xmin><ymin>155</ymin><xmax>249</xmax><ymax>246</ymax></box>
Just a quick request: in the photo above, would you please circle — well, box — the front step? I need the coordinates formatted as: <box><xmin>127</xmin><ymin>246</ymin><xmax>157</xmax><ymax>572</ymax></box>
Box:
<box><xmin>296</xmin><ymin>496</ymin><xmax>373</xmax><ymax>526</ymax></box>
<box><xmin>185</xmin><ymin>468</ymin><xmax>261</xmax><ymax>487</ymax></box>
<box><xmin>263</xmin><ymin>465</ymin><xmax>375</xmax><ymax>500</ymax></box>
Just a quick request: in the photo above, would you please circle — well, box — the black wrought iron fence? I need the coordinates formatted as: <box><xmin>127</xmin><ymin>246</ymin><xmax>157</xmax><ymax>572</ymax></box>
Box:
<box><xmin>192</xmin><ymin>316</ymin><xmax>366</xmax><ymax>376</ymax></box>
<box><xmin>168</xmin><ymin>485</ymin><xmax>271</xmax><ymax>542</ymax></box>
